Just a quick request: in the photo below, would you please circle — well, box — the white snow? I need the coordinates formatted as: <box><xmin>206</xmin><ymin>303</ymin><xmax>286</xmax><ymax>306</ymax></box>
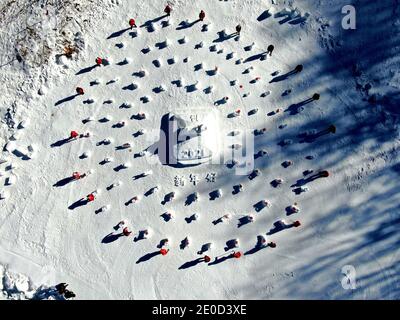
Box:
<box><xmin>0</xmin><ymin>0</ymin><xmax>399</xmax><ymax>300</ymax></box>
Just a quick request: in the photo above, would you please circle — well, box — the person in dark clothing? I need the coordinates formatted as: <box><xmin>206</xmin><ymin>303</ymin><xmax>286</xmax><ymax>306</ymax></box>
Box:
<box><xmin>199</xmin><ymin>10</ymin><xmax>205</xmax><ymax>21</ymax></box>
<box><xmin>294</xmin><ymin>64</ymin><xmax>303</xmax><ymax>73</ymax></box>
<box><xmin>235</xmin><ymin>24</ymin><xmax>242</xmax><ymax>35</ymax></box>
<box><xmin>55</xmin><ymin>283</ymin><xmax>68</xmax><ymax>294</ymax></box>
<box><xmin>267</xmin><ymin>44</ymin><xmax>274</xmax><ymax>56</ymax></box>
<box><xmin>164</xmin><ymin>5</ymin><xmax>172</xmax><ymax>16</ymax></box>
<box><xmin>64</xmin><ymin>290</ymin><xmax>76</xmax><ymax>299</ymax></box>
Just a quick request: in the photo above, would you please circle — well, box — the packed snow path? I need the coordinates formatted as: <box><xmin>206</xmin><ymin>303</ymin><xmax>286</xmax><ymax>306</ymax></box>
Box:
<box><xmin>0</xmin><ymin>0</ymin><xmax>399</xmax><ymax>299</ymax></box>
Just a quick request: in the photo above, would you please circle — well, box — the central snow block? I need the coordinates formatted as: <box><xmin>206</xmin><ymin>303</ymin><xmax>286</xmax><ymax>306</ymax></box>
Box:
<box><xmin>159</xmin><ymin>108</ymin><xmax>221</xmax><ymax>167</ymax></box>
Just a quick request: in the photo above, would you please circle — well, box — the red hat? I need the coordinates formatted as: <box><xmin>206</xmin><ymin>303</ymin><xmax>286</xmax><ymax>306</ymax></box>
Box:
<box><xmin>87</xmin><ymin>194</ymin><xmax>95</xmax><ymax>202</ymax></box>
<box><xmin>122</xmin><ymin>227</ymin><xmax>131</xmax><ymax>236</ymax></box>
<box><xmin>233</xmin><ymin>251</ymin><xmax>242</xmax><ymax>259</ymax></box>
<box><xmin>320</xmin><ymin>170</ymin><xmax>330</xmax><ymax>177</ymax></box>
<box><xmin>160</xmin><ymin>248</ymin><xmax>169</xmax><ymax>256</ymax></box>
<box><xmin>293</xmin><ymin>221</ymin><xmax>301</xmax><ymax>227</ymax></box>
<box><xmin>72</xmin><ymin>172</ymin><xmax>81</xmax><ymax>180</ymax></box>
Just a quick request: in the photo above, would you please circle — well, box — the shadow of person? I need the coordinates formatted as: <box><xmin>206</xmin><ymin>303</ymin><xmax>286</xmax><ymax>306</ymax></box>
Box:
<box><xmin>134</xmin><ymin>230</ymin><xmax>147</xmax><ymax>242</ymax></box>
<box><xmin>224</xmin><ymin>240</ymin><xmax>237</xmax><ymax>251</ymax></box>
<box><xmin>244</xmin><ymin>245</ymin><xmax>265</xmax><ymax>256</ymax></box>
<box><xmin>184</xmin><ymin>193</ymin><xmax>197</xmax><ymax>206</ymax></box>
<box><xmin>54</xmin><ymin>94</ymin><xmax>79</xmax><ymax>106</ymax></box>
<box><xmin>101</xmin><ymin>232</ymin><xmax>124</xmax><ymax>244</ymax></box>
<box><xmin>209</xmin><ymin>190</ymin><xmax>221</xmax><ymax>200</ymax></box>
<box><xmin>267</xmin><ymin>221</ymin><xmax>288</xmax><ymax>235</ymax></box>
<box><xmin>75</xmin><ymin>64</ymin><xmax>97</xmax><ymax>75</ymax></box>
<box><xmin>178</xmin><ymin>258</ymin><xmax>203</xmax><ymax>270</ymax></box>
<box><xmin>257</xmin><ymin>10</ymin><xmax>272</xmax><ymax>21</ymax></box>
<box><xmin>253</xmin><ymin>200</ymin><xmax>268</xmax><ymax>212</ymax></box>
<box><xmin>140</xmin><ymin>14</ymin><xmax>169</xmax><ymax>29</ymax></box>
<box><xmin>208</xmin><ymin>254</ymin><xmax>233</xmax><ymax>266</ymax></box>
<box><xmin>107</xmin><ymin>27</ymin><xmax>130</xmax><ymax>39</ymax></box>
<box><xmin>68</xmin><ymin>198</ymin><xmax>88</xmax><ymax>210</ymax></box>
<box><xmin>136</xmin><ymin>251</ymin><xmax>160</xmax><ymax>264</ymax></box>
<box><xmin>176</xmin><ymin>19</ymin><xmax>200</xmax><ymax>30</ymax></box>
<box><xmin>32</xmin><ymin>286</ymin><xmax>65</xmax><ymax>300</ymax></box>
<box><xmin>53</xmin><ymin>176</ymin><xmax>74</xmax><ymax>187</ymax></box>
<box><xmin>244</xmin><ymin>52</ymin><xmax>267</xmax><ymax>63</ymax></box>
<box><xmin>291</xmin><ymin>177</ymin><xmax>313</xmax><ymax>188</ymax></box>
<box><xmin>237</xmin><ymin>216</ymin><xmax>252</xmax><ymax>228</ymax></box>
<box><xmin>212</xmin><ymin>30</ymin><xmax>236</xmax><ymax>43</ymax></box>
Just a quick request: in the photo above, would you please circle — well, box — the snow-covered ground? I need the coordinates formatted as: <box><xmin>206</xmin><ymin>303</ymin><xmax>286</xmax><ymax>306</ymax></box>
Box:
<box><xmin>0</xmin><ymin>0</ymin><xmax>399</xmax><ymax>299</ymax></box>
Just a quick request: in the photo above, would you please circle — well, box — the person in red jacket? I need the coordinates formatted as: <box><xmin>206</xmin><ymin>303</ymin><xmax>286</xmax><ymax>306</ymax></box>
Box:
<box><xmin>122</xmin><ymin>227</ymin><xmax>132</xmax><ymax>236</ymax></box>
<box><xmin>199</xmin><ymin>10</ymin><xmax>205</xmax><ymax>21</ymax></box>
<box><xmin>293</xmin><ymin>220</ymin><xmax>301</xmax><ymax>227</ymax></box>
<box><xmin>160</xmin><ymin>248</ymin><xmax>169</xmax><ymax>256</ymax></box>
<box><xmin>129</xmin><ymin>18</ymin><xmax>137</xmax><ymax>29</ymax></box>
<box><xmin>164</xmin><ymin>5</ymin><xmax>172</xmax><ymax>16</ymax></box>
<box><xmin>235</xmin><ymin>24</ymin><xmax>242</xmax><ymax>35</ymax></box>
<box><xmin>69</xmin><ymin>131</ymin><xmax>79</xmax><ymax>139</ymax></box>
<box><xmin>95</xmin><ymin>57</ymin><xmax>103</xmax><ymax>66</ymax></box>
<box><xmin>202</xmin><ymin>255</ymin><xmax>211</xmax><ymax>263</ymax></box>
<box><xmin>76</xmin><ymin>87</ymin><xmax>84</xmax><ymax>95</ymax></box>
<box><xmin>233</xmin><ymin>251</ymin><xmax>242</xmax><ymax>259</ymax></box>
<box><xmin>72</xmin><ymin>172</ymin><xmax>83</xmax><ymax>180</ymax></box>
<box><xmin>87</xmin><ymin>193</ymin><xmax>95</xmax><ymax>202</ymax></box>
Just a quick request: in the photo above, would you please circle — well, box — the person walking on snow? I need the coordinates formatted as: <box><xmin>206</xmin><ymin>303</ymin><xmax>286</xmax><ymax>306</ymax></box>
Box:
<box><xmin>87</xmin><ymin>193</ymin><xmax>95</xmax><ymax>202</ymax></box>
<box><xmin>76</xmin><ymin>87</ymin><xmax>84</xmax><ymax>95</ymax></box>
<box><xmin>122</xmin><ymin>227</ymin><xmax>132</xmax><ymax>236</ymax></box>
<box><xmin>268</xmin><ymin>242</ymin><xmax>277</xmax><ymax>248</ymax></box>
<box><xmin>69</xmin><ymin>130</ymin><xmax>79</xmax><ymax>139</ymax></box>
<box><xmin>202</xmin><ymin>255</ymin><xmax>211</xmax><ymax>263</ymax></box>
<box><xmin>199</xmin><ymin>10</ymin><xmax>205</xmax><ymax>21</ymax></box>
<box><xmin>72</xmin><ymin>172</ymin><xmax>86</xmax><ymax>180</ymax></box>
<box><xmin>267</xmin><ymin>44</ymin><xmax>274</xmax><ymax>56</ymax></box>
<box><xmin>312</xmin><ymin>93</ymin><xmax>320</xmax><ymax>101</ymax></box>
<box><xmin>64</xmin><ymin>290</ymin><xmax>76</xmax><ymax>299</ymax></box>
<box><xmin>95</xmin><ymin>57</ymin><xmax>103</xmax><ymax>66</ymax></box>
<box><xmin>164</xmin><ymin>4</ymin><xmax>172</xmax><ymax>16</ymax></box>
<box><xmin>129</xmin><ymin>18</ymin><xmax>137</xmax><ymax>29</ymax></box>
<box><xmin>235</xmin><ymin>24</ymin><xmax>242</xmax><ymax>35</ymax></box>
<box><xmin>160</xmin><ymin>248</ymin><xmax>169</xmax><ymax>256</ymax></box>
<box><xmin>294</xmin><ymin>64</ymin><xmax>303</xmax><ymax>73</ymax></box>
<box><xmin>233</xmin><ymin>251</ymin><xmax>242</xmax><ymax>259</ymax></box>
